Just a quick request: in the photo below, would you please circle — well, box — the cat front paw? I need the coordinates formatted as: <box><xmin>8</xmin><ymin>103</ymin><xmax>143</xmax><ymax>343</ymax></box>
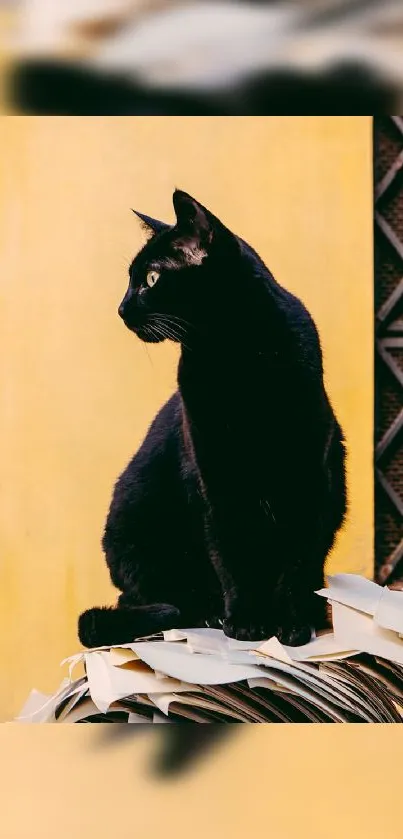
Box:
<box><xmin>276</xmin><ymin>623</ymin><xmax>312</xmax><ymax>647</ymax></box>
<box><xmin>223</xmin><ymin>616</ymin><xmax>275</xmax><ymax>642</ymax></box>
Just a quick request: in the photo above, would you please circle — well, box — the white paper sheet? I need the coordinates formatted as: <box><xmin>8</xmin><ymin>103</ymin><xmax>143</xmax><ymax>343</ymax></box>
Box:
<box><xmin>60</xmin><ymin>652</ymin><xmax>85</xmax><ymax>681</ymax></box>
<box><xmin>61</xmin><ymin>640</ymin><xmax>151</xmax><ymax>671</ymax></box>
<box><xmin>130</xmin><ymin>641</ymin><xmax>265</xmax><ymax>685</ymax></box>
<box><xmin>59</xmin><ymin>697</ymin><xmax>101</xmax><ymax>724</ymax></box>
<box><xmin>184</xmin><ymin>628</ymin><xmax>231</xmax><ymax>655</ymax></box>
<box><xmin>163</xmin><ymin>629</ymin><xmax>188</xmax><ymax>642</ymax></box>
<box><xmin>374</xmin><ymin>587</ymin><xmax>403</xmax><ymax>635</ymax></box>
<box><xmin>257</xmin><ymin>632</ymin><xmax>357</xmax><ymax>663</ymax></box>
<box><xmin>315</xmin><ymin>574</ymin><xmax>383</xmax><ymax>615</ymax></box>
<box><xmin>84</xmin><ymin>651</ymin><xmax>203</xmax><ymax>713</ymax></box>
<box><xmin>107</xmin><ymin>647</ymin><xmax>140</xmax><ymax>666</ymax></box>
<box><xmin>164</xmin><ymin>623</ymin><xmax>358</xmax><ymax>661</ymax></box>
<box><xmin>15</xmin><ymin>689</ymin><xmax>54</xmax><ymax>723</ymax></box>
<box><xmin>164</xmin><ymin>626</ymin><xmax>284</xmax><ymax>654</ymax></box>
<box><xmin>15</xmin><ymin>678</ymin><xmax>84</xmax><ymax>723</ymax></box>
<box><xmin>185</xmin><ymin>628</ymin><xmax>269</xmax><ymax>653</ymax></box>
<box><xmin>331</xmin><ymin>601</ymin><xmax>403</xmax><ymax>666</ymax></box>
<box><xmin>56</xmin><ymin>683</ymin><xmax>90</xmax><ymax>722</ymax></box>
<box><xmin>256</xmin><ymin>636</ymin><xmax>294</xmax><ymax>664</ymax></box>
<box><xmin>148</xmin><ymin>693</ymin><xmax>177</xmax><ymax>716</ymax></box>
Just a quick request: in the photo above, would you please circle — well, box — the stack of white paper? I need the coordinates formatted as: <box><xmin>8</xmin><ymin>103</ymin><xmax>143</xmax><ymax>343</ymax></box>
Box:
<box><xmin>315</xmin><ymin>574</ymin><xmax>403</xmax><ymax>665</ymax></box>
<box><xmin>15</xmin><ymin>575</ymin><xmax>403</xmax><ymax>724</ymax></box>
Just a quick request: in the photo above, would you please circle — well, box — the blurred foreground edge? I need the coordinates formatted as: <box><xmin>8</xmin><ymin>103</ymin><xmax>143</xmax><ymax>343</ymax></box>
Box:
<box><xmin>91</xmin><ymin>722</ymin><xmax>239</xmax><ymax>780</ymax></box>
<box><xmin>9</xmin><ymin>59</ymin><xmax>401</xmax><ymax>115</ymax></box>
<box><xmin>153</xmin><ymin>725</ymin><xmax>237</xmax><ymax>777</ymax></box>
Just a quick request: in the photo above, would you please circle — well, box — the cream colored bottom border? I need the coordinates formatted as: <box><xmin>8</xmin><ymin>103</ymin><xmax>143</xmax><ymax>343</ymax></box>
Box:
<box><xmin>0</xmin><ymin>725</ymin><xmax>401</xmax><ymax>838</ymax></box>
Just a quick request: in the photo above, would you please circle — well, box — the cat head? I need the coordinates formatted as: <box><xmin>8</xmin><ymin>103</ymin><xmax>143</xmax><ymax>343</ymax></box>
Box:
<box><xmin>118</xmin><ymin>189</ymin><xmax>241</xmax><ymax>343</ymax></box>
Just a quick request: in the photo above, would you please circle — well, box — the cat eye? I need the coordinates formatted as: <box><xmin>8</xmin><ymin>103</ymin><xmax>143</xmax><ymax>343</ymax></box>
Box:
<box><xmin>146</xmin><ymin>269</ymin><xmax>160</xmax><ymax>288</ymax></box>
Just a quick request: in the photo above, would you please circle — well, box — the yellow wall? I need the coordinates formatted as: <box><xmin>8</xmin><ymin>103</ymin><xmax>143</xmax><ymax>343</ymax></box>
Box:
<box><xmin>0</xmin><ymin>116</ymin><xmax>373</xmax><ymax>720</ymax></box>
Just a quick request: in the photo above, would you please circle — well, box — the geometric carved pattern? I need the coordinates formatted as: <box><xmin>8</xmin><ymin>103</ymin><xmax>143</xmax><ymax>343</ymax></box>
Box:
<box><xmin>375</xmin><ymin>117</ymin><xmax>403</xmax><ymax>586</ymax></box>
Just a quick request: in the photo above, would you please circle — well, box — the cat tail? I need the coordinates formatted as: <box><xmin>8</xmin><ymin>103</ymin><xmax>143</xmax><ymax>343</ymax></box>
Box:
<box><xmin>78</xmin><ymin>603</ymin><xmax>181</xmax><ymax>649</ymax></box>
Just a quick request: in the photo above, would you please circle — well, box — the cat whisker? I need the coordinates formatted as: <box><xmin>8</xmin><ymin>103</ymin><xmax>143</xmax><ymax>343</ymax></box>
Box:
<box><xmin>152</xmin><ymin>312</ymin><xmax>192</xmax><ymax>327</ymax></box>
<box><xmin>151</xmin><ymin>315</ymin><xmax>189</xmax><ymax>335</ymax></box>
<box><xmin>148</xmin><ymin>317</ymin><xmax>192</xmax><ymax>351</ymax></box>
<box><xmin>152</xmin><ymin>312</ymin><xmax>200</xmax><ymax>335</ymax></box>
<box><xmin>148</xmin><ymin>324</ymin><xmax>164</xmax><ymax>342</ymax></box>
<box><xmin>148</xmin><ymin>322</ymin><xmax>185</xmax><ymax>349</ymax></box>
<box><xmin>157</xmin><ymin>324</ymin><xmax>184</xmax><ymax>344</ymax></box>
<box><xmin>260</xmin><ymin>498</ymin><xmax>276</xmax><ymax>524</ymax></box>
<box><xmin>142</xmin><ymin>340</ymin><xmax>154</xmax><ymax>367</ymax></box>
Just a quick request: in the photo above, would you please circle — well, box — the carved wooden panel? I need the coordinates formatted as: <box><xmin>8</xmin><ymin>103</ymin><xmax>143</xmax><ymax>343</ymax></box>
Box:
<box><xmin>375</xmin><ymin>116</ymin><xmax>403</xmax><ymax>586</ymax></box>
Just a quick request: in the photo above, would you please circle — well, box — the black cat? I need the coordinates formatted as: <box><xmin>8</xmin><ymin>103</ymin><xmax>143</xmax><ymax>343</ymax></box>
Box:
<box><xmin>78</xmin><ymin>190</ymin><xmax>347</xmax><ymax>649</ymax></box>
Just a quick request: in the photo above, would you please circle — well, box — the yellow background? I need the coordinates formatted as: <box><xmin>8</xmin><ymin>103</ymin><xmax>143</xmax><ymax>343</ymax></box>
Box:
<box><xmin>0</xmin><ymin>117</ymin><xmax>373</xmax><ymax>721</ymax></box>
<box><xmin>1</xmin><ymin>726</ymin><xmax>402</xmax><ymax>839</ymax></box>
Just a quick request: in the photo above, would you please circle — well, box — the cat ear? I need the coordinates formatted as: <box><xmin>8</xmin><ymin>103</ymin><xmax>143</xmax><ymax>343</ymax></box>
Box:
<box><xmin>171</xmin><ymin>190</ymin><xmax>214</xmax><ymax>265</ymax></box>
<box><xmin>132</xmin><ymin>210</ymin><xmax>169</xmax><ymax>237</ymax></box>
<box><xmin>172</xmin><ymin>190</ymin><xmax>213</xmax><ymax>245</ymax></box>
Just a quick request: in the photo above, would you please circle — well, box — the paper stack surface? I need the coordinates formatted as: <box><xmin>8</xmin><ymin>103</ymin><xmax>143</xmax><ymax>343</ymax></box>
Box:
<box><xmin>15</xmin><ymin>575</ymin><xmax>403</xmax><ymax>723</ymax></box>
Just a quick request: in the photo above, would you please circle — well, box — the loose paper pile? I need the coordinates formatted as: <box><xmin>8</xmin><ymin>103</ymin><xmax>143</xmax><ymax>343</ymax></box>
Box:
<box><xmin>16</xmin><ymin>575</ymin><xmax>403</xmax><ymax>723</ymax></box>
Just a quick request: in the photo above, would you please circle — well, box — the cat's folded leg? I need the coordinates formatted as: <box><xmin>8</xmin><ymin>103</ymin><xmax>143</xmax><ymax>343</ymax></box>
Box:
<box><xmin>77</xmin><ymin>603</ymin><xmax>181</xmax><ymax>649</ymax></box>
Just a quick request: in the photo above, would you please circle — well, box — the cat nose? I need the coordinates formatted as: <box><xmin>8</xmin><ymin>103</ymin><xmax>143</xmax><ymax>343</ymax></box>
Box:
<box><xmin>118</xmin><ymin>294</ymin><xmax>131</xmax><ymax>319</ymax></box>
<box><xmin>119</xmin><ymin>287</ymin><xmax>136</xmax><ymax>318</ymax></box>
